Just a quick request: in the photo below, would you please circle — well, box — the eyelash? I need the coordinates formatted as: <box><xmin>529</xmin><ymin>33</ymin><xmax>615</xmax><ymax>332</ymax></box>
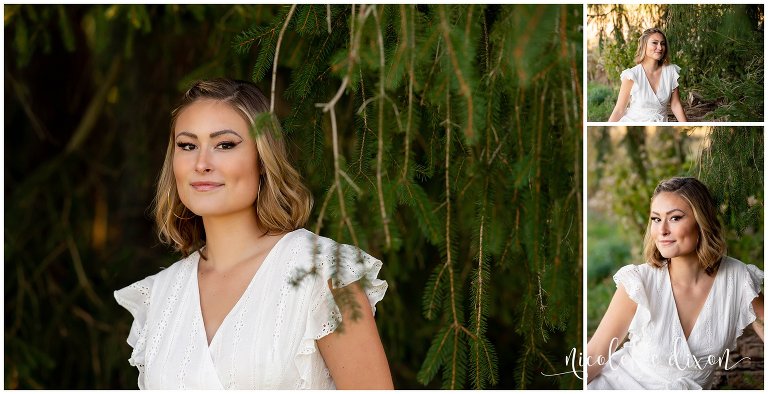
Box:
<box><xmin>175</xmin><ymin>141</ymin><xmax>240</xmax><ymax>151</ymax></box>
<box><xmin>650</xmin><ymin>215</ymin><xmax>683</xmax><ymax>223</ymax></box>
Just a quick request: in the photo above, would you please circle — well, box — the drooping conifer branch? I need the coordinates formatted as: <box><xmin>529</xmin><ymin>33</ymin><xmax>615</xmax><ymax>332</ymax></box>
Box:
<box><xmin>400</xmin><ymin>4</ymin><xmax>415</xmax><ymax>182</ymax></box>
<box><xmin>357</xmin><ymin>70</ymin><xmax>370</xmax><ymax>175</ymax></box>
<box><xmin>318</xmin><ymin>5</ymin><xmax>372</xmax><ymax>113</ymax></box>
<box><xmin>473</xmin><ymin>205</ymin><xmax>486</xmax><ymax>386</ymax></box>
<box><xmin>329</xmin><ymin>105</ymin><xmax>358</xmax><ymax>246</ymax></box>
<box><xmin>270</xmin><ymin>4</ymin><xmax>297</xmax><ymax>113</ymax></box>
<box><xmin>444</xmin><ymin>82</ymin><xmax>462</xmax><ymax>390</ymax></box>
<box><xmin>313</xmin><ymin>183</ymin><xmax>336</xmax><ymax>235</ymax></box>
<box><xmin>560</xmin><ymin>4</ymin><xmax>583</xmax><ymax>118</ymax></box>
<box><xmin>439</xmin><ymin>6</ymin><xmax>475</xmax><ymax>142</ymax></box>
<box><xmin>372</xmin><ymin>6</ymin><xmax>392</xmax><ymax>250</ymax></box>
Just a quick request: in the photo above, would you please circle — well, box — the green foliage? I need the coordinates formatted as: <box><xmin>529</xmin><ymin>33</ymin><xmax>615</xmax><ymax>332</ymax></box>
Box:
<box><xmin>587</xmin><ymin>82</ymin><xmax>618</xmax><ymax>121</ymax></box>
<box><xmin>693</xmin><ymin>128</ymin><xmax>764</xmax><ymax>267</ymax></box>
<box><xmin>586</xmin><ymin>210</ymin><xmax>632</xmax><ymax>283</ymax></box>
<box><xmin>601</xmin><ymin>34</ymin><xmax>637</xmax><ymax>85</ymax></box>
<box><xmin>4</xmin><ymin>4</ymin><xmax>581</xmax><ymax>389</ymax></box>
<box><xmin>586</xmin><ymin>278</ymin><xmax>616</xmax><ymax>337</ymax></box>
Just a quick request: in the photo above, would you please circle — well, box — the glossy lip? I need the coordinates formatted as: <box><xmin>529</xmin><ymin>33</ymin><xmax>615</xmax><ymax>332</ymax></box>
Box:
<box><xmin>190</xmin><ymin>181</ymin><xmax>224</xmax><ymax>192</ymax></box>
<box><xmin>657</xmin><ymin>240</ymin><xmax>675</xmax><ymax>246</ymax></box>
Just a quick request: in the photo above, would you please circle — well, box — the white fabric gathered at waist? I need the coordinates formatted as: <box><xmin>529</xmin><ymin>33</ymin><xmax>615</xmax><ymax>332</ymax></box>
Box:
<box><xmin>625</xmin><ymin>345</ymin><xmax>711</xmax><ymax>388</ymax></box>
<box><xmin>589</xmin><ymin>345</ymin><xmax>709</xmax><ymax>390</ymax></box>
<box><xmin>620</xmin><ymin>105</ymin><xmax>667</xmax><ymax>122</ymax></box>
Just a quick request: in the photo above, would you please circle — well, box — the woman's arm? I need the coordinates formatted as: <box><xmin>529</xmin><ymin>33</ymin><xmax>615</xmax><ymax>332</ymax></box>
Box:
<box><xmin>586</xmin><ymin>285</ymin><xmax>637</xmax><ymax>383</ymax></box>
<box><xmin>318</xmin><ymin>281</ymin><xmax>394</xmax><ymax>389</ymax></box>
<box><xmin>751</xmin><ymin>293</ymin><xmax>764</xmax><ymax>342</ymax></box>
<box><xmin>607</xmin><ymin>79</ymin><xmax>633</xmax><ymax>122</ymax></box>
<box><xmin>670</xmin><ymin>88</ymin><xmax>688</xmax><ymax>122</ymax></box>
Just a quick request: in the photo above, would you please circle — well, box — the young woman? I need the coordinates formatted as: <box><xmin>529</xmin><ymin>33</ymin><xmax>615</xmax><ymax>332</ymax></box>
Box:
<box><xmin>114</xmin><ymin>79</ymin><xmax>393</xmax><ymax>389</ymax></box>
<box><xmin>587</xmin><ymin>177</ymin><xmax>763</xmax><ymax>389</ymax></box>
<box><xmin>608</xmin><ymin>28</ymin><xmax>688</xmax><ymax>122</ymax></box>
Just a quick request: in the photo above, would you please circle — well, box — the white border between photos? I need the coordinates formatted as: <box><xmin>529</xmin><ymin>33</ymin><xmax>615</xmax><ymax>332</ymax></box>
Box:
<box><xmin>583</xmin><ymin>1</ymin><xmax>767</xmax><ymax>390</ymax></box>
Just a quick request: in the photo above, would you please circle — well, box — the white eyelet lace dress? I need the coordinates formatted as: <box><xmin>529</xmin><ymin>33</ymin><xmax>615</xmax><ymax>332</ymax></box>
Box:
<box><xmin>588</xmin><ymin>256</ymin><xmax>763</xmax><ymax>389</ymax></box>
<box><xmin>114</xmin><ymin>228</ymin><xmax>387</xmax><ymax>389</ymax></box>
<box><xmin>618</xmin><ymin>63</ymin><xmax>681</xmax><ymax>122</ymax></box>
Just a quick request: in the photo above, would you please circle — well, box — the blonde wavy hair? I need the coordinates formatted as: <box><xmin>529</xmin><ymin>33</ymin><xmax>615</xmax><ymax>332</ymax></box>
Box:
<box><xmin>642</xmin><ymin>177</ymin><xmax>726</xmax><ymax>276</ymax></box>
<box><xmin>153</xmin><ymin>78</ymin><xmax>313</xmax><ymax>257</ymax></box>
<box><xmin>634</xmin><ymin>28</ymin><xmax>670</xmax><ymax>65</ymax></box>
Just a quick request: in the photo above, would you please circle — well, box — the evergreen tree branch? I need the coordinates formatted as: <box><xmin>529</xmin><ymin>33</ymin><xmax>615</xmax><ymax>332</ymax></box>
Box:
<box><xmin>339</xmin><ymin>170</ymin><xmax>362</xmax><ymax>195</ymax></box>
<box><xmin>372</xmin><ymin>8</ymin><xmax>392</xmax><ymax>250</ymax></box>
<box><xmin>357</xmin><ymin>69</ymin><xmax>369</xmax><ymax>175</ymax></box>
<box><xmin>326</xmin><ymin>4</ymin><xmax>331</xmax><ymax>34</ymax></box>
<box><xmin>444</xmin><ymin>81</ymin><xmax>461</xmax><ymax>390</ymax></box>
<box><xmin>270</xmin><ymin>4</ymin><xmax>297</xmax><ymax>113</ymax></box>
<box><xmin>420</xmin><ymin>34</ymin><xmax>442</xmax><ymax>106</ymax></box>
<box><xmin>439</xmin><ymin>5</ymin><xmax>474</xmax><ymax>142</ymax></box>
<box><xmin>417</xmin><ymin>325</ymin><xmax>452</xmax><ymax>384</ymax></box>
<box><xmin>451</xmin><ymin>325</ymin><xmax>459</xmax><ymax>388</ymax></box>
<box><xmin>425</xmin><ymin>259</ymin><xmax>449</xmax><ymax>319</ymax></box>
<box><xmin>561</xmin><ymin>5</ymin><xmax>583</xmax><ymax>117</ymax></box>
<box><xmin>329</xmin><ymin>106</ymin><xmax>359</xmax><ymax>246</ymax></box>
<box><xmin>318</xmin><ymin>5</ymin><xmax>372</xmax><ymax>113</ymax></box>
<box><xmin>459</xmin><ymin>324</ymin><xmax>478</xmax><ymax>340</ymax></box>
<box><xmin>313</xmin><ymin>183</ymin><xmax>336</xmax><ymax>235</ymax></box>
<box><xmin>401</xmin><ymin>4</ymin><xmax>415</xmax><ymax>182</ymax></box>
<box><xmin>474</xmin><ymin>198</ymin><xmax>486</xmax><ymax>384</ymax></box>
<box><xmin>536</xmin><ymin>349</ymin><xmax>557</xmax><ymax>375</ymax></box>
<box><xmin>444</xmin><ymin>88</ymin><xmax>458</xmax><ymax>329</ymax></box>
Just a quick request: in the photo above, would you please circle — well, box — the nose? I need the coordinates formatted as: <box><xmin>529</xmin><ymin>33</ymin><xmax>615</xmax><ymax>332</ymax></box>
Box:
<box><xmin>660</xmin><ymin>220</ymin><xmax>670</xmax><ymax>235</ymax></box>
<box><xmin>195</xmin><ymin>149</ymin><xmax>212</xmax><ymax>174</ymax></box>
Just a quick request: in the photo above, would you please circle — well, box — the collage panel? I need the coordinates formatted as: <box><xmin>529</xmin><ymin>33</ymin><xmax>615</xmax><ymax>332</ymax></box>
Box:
<box><xmin>587</xmin><ymin>4</ymin><xmax>764</xmax><ymax>122</ymax></box>
<box><xmin>585</xmin><ymin>127</ymin><xmax>764</xmax><ymax>389</ymax></box>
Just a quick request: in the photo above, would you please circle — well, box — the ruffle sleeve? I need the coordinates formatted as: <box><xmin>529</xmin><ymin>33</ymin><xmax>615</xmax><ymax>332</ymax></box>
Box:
<box><xmin>114</xmin><ymin>275</ymin><xmax>155</xmax><ymax>389</ymax></box>
<box><xmin>619</xmin><ymin>67</ymin><xmax>636</xmax><ymax>83</ymax></box>
<box><xmin>613</xmin><ymin>264</ymin><xmax>652</xmax><ymax>338</ymax></box>
<box><xmin>668</xmin><ymin>64</ymin><xmax>681</xmax><ymax>91</ymax></box>
<box><xmin>294</xmin><ymin>239</ymin><xmax>388</xmax><ymax>388</ymax></box>
<box><xmin>732</xmin><ymin>263</ymin><xmax>764</xmax><ymax>348</ymax></box>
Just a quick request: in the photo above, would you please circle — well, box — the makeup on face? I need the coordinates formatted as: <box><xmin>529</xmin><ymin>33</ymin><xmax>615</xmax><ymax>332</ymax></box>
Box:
<box><xmin>650</xmin><ymin>192</ymin><xmax>699</xmax><ymax>260</ymax></box>
<box><xmin>172</xmin><ymin>100</ymin><xmax>261</xmax><ymax>218</ymax></box>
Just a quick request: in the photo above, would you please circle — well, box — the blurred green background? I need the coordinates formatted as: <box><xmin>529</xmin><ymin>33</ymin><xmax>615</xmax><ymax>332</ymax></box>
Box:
<box><xmin>587</xmin><ymin>4</ymin><xmax>764</xmax><ymax>121</ymax></box>
<box><xmin>5</xmin><ymin>4</ymin><xmax>582</xmax><ymax>389</ymax></box>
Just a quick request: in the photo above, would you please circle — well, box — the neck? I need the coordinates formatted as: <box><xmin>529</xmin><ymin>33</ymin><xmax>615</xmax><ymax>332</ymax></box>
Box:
<box><xmin>200</xmin><ymin>208</ymin><xmax>267</xmax><ymax>271</ymax></box>
<box><xmin>668</xmin><ymin>254</ymin><xmax>706</xmax><ymax>284</ymax></box>
<box><xmin>642</xmin><ymin>58</ymin><xmax>661</xmax><ymax>71</ymax></box>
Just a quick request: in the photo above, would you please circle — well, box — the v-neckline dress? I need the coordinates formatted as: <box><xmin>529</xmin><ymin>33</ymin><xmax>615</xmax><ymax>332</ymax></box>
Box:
<box><xmin>588</xmin><ymin>256</ymin><xmax>763</xmax><ymax>389</ymax></box>
<box><xmin>619</xmin><ymin>63</ymin><xmax>681</xmax><ymax>122</ymax></box>
<box><xmin>114</xmin><ymin>228</ymin><xmax>388</xmax><ymax>389</ymax></box>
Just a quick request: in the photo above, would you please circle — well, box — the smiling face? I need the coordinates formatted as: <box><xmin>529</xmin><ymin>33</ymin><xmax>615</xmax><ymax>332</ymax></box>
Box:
<box><xmin>172</xmin><ymin>99</ymin><xmax>260</xmax><ymax>219</ymax></box>
<box><xmin>644</xmin><ymin>32</ymin><xmax>666</xmax><ymax>62</ymax></box>
<box><xmin>649</xmin><ymin>192</ymin><xmax>700</xmax><ymax>261</ymax></box>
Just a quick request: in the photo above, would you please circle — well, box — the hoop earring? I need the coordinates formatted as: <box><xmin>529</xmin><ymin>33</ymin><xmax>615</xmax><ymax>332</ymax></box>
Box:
<box><xmin>168</xmin><ymin>189</ymin><xmax>196</xmax><ymax>220</ymax></box>
<box><xmin>173</xmin><ymin>207</ymin><xmax>196</xmax><ymax>220</ymax></box>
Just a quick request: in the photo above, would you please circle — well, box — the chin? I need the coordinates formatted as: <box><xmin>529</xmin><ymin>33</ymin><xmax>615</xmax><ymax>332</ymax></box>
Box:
<box><xmin>656</xmin><ymin>247</ymin><xmax>676</xmax><ymax>259</ymax></box>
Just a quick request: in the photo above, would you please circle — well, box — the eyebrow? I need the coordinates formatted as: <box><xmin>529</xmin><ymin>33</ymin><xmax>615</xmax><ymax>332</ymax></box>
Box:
<box><xmin>175</xmin><ymin>129</ymin><xmax>243</xmax><ymax>139</ymax></box>
<box><xmin>650</xmin><ymin>208</ymin><xmax>686</xmax><ymax>215</ymax></box>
